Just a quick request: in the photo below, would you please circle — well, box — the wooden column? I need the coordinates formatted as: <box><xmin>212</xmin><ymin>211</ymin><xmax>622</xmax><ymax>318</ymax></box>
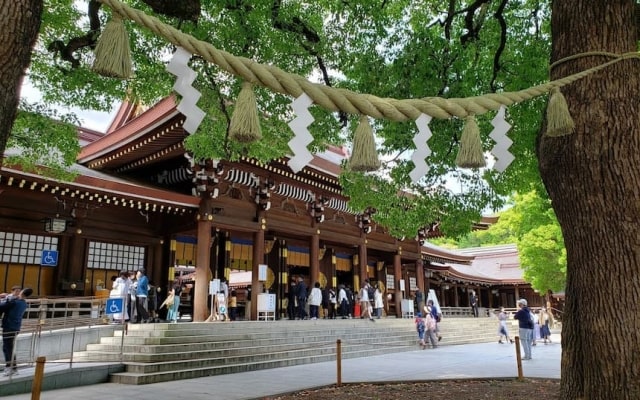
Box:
<box><xmin>251</xmin><ymin>227</ymin><xmax>265</xmax><ymax>321</ymax></box>
<box><xmin>454</xmin><ymin>285</ymin><xmax>459</xmax><ymax>307</ymax></box>
<box><xmin>358</xmin><ymin>243</ymin><xmax>367</xmax><ymax>288</ymax></box>
<box><xmin>415</xmin><ymin>258</ymin><xmax>425</xmax><ymax>295</ymax></box>
<box><xmin>393</xmin><ymin>253</ymin><xmax>402</xmax><ymax>318</ymax></box>
<box><xmin>310</xmin><ymin>232</ymin><xmax>320</xmax><ymax>285</ymax></box>
<box><xmin>193</xmin><ymin>217</ymin><xmax>212</xmax><ymax>322</ymax></box>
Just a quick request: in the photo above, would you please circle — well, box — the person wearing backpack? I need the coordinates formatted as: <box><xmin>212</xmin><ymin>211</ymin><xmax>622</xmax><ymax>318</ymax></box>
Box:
<box><xmin>514</xmin><ymin>298</ymin><xmax>535</xmax><ymax>360</ymax></box>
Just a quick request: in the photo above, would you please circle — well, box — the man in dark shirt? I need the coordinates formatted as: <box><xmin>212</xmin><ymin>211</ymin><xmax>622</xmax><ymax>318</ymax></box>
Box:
<box><xmin>296</xmin><ymin>277</ymin><xmax>307</xmax><ymax>320</ymax></box>
<box><xmin>0</xmin><ymin>287</ymin><xmax>33</xmax><ymax>376</ymax></box>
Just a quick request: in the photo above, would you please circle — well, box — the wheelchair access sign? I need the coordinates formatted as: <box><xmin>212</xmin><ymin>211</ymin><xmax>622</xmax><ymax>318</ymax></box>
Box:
<box><xmin>105</xmin><ymin>298</ymin><xmax>124</xmax><ymax>315</ymax></box>
<box><xmin>40</xmin><ymin>250</ymin><xmax>58</xmax><ymax>266</ymax></box>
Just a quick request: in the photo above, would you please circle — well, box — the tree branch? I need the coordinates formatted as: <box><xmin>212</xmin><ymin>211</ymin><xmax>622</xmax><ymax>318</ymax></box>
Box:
<box><xmin>141</xmin><ymin>0</ymin><xmax>201</xmax><ymax>23</ymax></box>
<box><xmin>490</xmin><ymin>0</ymin><xmax>509</xmax><ymax>92</ymax></box>
<box><xmin>47</xmin><ymin>0</ymin><xmax>101</xmax><ymax>69</ymax></box>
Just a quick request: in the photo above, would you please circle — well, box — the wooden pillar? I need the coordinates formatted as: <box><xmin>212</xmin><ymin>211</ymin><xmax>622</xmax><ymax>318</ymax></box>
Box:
<box><xmin>148</xmin><ymin>241</ymin><xmax>163</xmax><ymax>288</ymax></box>
<box><xmin>310</xmin><ymin>232</ymin><xmax>320</xmax><ymax>285</ymax></box>
<box><xmin>193</xmin><ymin>217</ymin><xmax>212</xmax><ymax>322</ymax></box>
<box><xmin>358</xmin><ymin>243</ymin><xmax>367</xmax><ymax>288</ymax></box>
<box><xmin>454</xmin><ymin>285</ymin><xmax>460</xmax><ymax>307</ymax></box>
<box><xmin>250</xmin><ymin>227</ymin><xmax>265</xmax><ymax>321</ymax></box>
<box><xmin>393</xmin><ymin>253</ymin><xmax>402</xmax><ymax>318</ymax></box>
<box><xmin>415</xmin><ymin>258</ymin><xmax>425</xmax><ymax>295</ymax></box>
<box><xmin>514</xmin><ymin>285</ymin><xmax>520</xmax><ymax>300</ymax></box>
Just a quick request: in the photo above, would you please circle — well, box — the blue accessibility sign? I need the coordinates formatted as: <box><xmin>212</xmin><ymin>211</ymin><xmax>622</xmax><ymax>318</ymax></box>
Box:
<box><xmin>105</xmin><ymin>298</ymin><xmax>124</xmax><ymax>315</ymax></box>
<box><xmin>40</xmin><ymin>250</ymin><xmax>58</xmax><ymax>266</ymax></box>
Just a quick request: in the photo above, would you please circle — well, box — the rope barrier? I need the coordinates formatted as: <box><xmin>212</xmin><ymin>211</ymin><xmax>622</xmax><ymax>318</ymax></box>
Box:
<box><xmin>96</xmin><ymin>0</ymin><xmax>640</xmax><ymax>122</ymax></box>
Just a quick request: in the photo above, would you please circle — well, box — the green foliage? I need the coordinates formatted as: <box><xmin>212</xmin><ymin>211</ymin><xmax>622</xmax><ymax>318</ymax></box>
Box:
<box><xmin>7</xmin><ymin>101</ymin><xmax>80</xmax><ymax>181</ymax></box>
<box><xmin>456</xmin><ymin>190</ymin><xmax>566</xmax><ymax>293</ymax></box>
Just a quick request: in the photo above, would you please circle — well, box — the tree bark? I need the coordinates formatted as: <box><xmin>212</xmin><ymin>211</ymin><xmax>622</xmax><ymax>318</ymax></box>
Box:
<box><xmin>541</xmin><ymin>1</ymin><xmax>640</xmax><ymax>398</ymax></box>
<box><xmin>0</xmin><ymin>0</ymin><xmax>44</xmax><ymax>161</ymax></box>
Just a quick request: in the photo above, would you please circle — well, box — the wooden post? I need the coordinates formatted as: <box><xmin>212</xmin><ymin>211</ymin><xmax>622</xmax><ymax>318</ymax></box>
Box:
<box><xmin>310</xmin><ymin>232</ymin><xmax>320</xmax><ymax>286</ymax></box>
<box><xmin>251</xmin><ymin>227</ymin><xmax>265</xmax><ymax>321</ymax></box>
<box><xmin>194</xmin><ymin>215</ymin><xmax>212</xmax><ymax>322</ymax></box>
<box><xmin>336</xmin><ymin>339</ymin><xmax>342</xmax><ymax>386</ymax></box>
<box><xmin>393</xmin><ymin>253</ymin><xmax>402</xmax><ymax>318</ymax></box>
<box><xmin>31</xmin><ymin>356</ymin><xmax>46</xmax><ymax>400</ymax></box>
<box><xmin>515</xmin><ymin>336</ymin><xmax>524</xmax><ymax>380</ymax></box>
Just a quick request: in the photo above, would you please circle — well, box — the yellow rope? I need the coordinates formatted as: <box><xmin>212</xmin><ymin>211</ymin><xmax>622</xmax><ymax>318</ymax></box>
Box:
<box><xmin>97</xmin><ymin>0</ymin><xmax>640</xmax><ymax>122</ymax></box>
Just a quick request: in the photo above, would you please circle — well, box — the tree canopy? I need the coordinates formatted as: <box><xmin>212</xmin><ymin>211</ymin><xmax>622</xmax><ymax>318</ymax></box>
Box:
<box><xmin>20</xmin><ymin>0</ymin><xmax>552</xmax><ymax>239</ymax></box>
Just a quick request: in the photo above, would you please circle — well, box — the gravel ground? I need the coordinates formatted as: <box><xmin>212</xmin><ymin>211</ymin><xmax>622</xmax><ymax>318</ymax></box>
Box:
<box><xmin>263</xmin><ymin>379</ymin><xmax>561</xmax><ymax>400</ymax></box>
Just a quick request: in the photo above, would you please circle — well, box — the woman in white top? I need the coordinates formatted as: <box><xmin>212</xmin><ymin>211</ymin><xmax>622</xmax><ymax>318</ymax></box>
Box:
<box><xmin>109</xmin><ymin>270</ymin><xmax>129</xmax><ymax>322</ymax></box>
<box><xmin>308</xmin><ymin>282</ymin><xmax>323</xmax><ymax>320</ymax></box>
<box><xmin>373</xmin><ymin>285</ymin><xmax>384</xmax><ymax>319</ymax></box>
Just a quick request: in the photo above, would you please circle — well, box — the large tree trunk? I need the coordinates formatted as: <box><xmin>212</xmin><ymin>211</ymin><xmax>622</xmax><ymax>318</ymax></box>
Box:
<box><xmin>540</xmin><ymin>1</ymin><xmax>640</xmax><ymax>398</ymax></box>
<box><xmin>0</xmin><ymin>1</ymin><xmax>44</xmax><ymax>160</ymax></box>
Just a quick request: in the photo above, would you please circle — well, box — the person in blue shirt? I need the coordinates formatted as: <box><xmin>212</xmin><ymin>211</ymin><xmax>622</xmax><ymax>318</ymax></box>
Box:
<box><xmin>135</xmin><ymin>268</ymin><xmax>150</xmax><ymax>323</ymax></box>
<box><xmin>514</xmin><ymin>298</ymin><xmax>534</xmax><ymax>360</ymax></box>
<box><xmin>0</xmin><ymin>287</ymin><xmax>32</xmax><ymax>376</ymax></box>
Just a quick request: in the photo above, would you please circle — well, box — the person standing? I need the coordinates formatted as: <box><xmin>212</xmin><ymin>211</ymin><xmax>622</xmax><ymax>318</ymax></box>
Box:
<box><xmin>308</xmin><ymin>282</ymin><xmax>322</xmax><ymax>320</ymax></box>
<box><xmin>414</xmin><ymin>288</ymin><xmax>424</xmax><ymax>316</ymax></box>
<box><xmin>166</xmin><ymin>280</ymin><xmax>182</xmax><ymax>323</ymax></box>
<box><xmin>373</xmin><ymin>285</ymin><xmax>384</xmax><ymax>319</ymax></box>
<box><xmin>328</xmin><ymin>287</ymin><xmax>337</xmax><ymax>319</ymax></box>
<box><xmin>470</xmin><ymin>290</ymin><xmax>479</xmax><ymax>318</ymax></box>
<box><xmin>424</xmin><ymin>305</ymin><xmax>438</xmax><ymax>348</ymax></box>
<box><xmin>296</xmin><ymin>277</ymin><xmax>307</xmax><ymax>320</ymax></box>
<box><xmin>359</xmin><ymin>281</ymin><xmax>374</xmax><ymax>322</ymax></box>
<box><xmin>135</xmin><ymin>268</ymin><xmax>150</xmax><ymax>323</ymax></box>
<box><xmin>496</xmin><ymin>307</ymin><xmax>514</xmax><ymax>344</ymax></box>
<box><xmin>109</xmin><ymin>270</ymin><xmax>129</xmax><ymax>323</ymax></box>
<box><xmin>540</xmin><ymin>307</ymin><xmax>552</xmax><ymax>344</ymax></box>
<box><xmin>286</xmin><ymin>279</ymin><xmax>297</xmax><ymax>320</ymax></box>
<box><xmin>338</xmin><ymin>284</ymin><xmax>348</xmax><ymax>319</ymax></box>
<box><xmin>426</xmin><ymin>299</ymin><xmax>443</xmax><ymax>342</ymax></box>
<box><xmin>514</xmin><ymin>298</ymin><xmax>534</xmax><ymax>360</ymax></box>
<box><xmin>0</xmin><ymin>287</ymin><xmax>32</xmax><ymax>376</ymax></box>
<box><xmin>415</xmin><ymin>312</ymin><xmax>426</xmax><ymax>349</ymax></box>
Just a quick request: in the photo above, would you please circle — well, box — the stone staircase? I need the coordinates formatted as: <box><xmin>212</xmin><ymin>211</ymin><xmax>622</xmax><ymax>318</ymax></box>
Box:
<box><xmin>72</xmin><ymin>317</ymin><xmax>500</xmax><ymax>385</ymax></box>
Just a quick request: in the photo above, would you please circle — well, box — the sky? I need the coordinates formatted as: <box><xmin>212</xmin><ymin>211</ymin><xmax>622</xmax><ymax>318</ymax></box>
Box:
<box><xmin>21</xmin><ymin>77</ymin><xmax>116</xmax><ymax>133</ymax></box>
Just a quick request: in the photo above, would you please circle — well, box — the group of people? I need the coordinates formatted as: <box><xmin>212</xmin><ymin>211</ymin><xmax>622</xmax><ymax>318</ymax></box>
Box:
<box><xmin>108</xmin><ymin>268</ymin><xmax>152</xmax><ymax>324</ymax></box>
<box><xmin>0</xmin><ymin>285</ymin><xmax>33</xmax><ymax>376</ymax></box>
<box><xmin>414</xmin><ymin>299</ymin><xmax>443</xmax><ymax>349</ymax></box>
<box><xmin>286</xmin><ymin>277</ymin><xmax>384</xmax><ymax>321</ymax></box>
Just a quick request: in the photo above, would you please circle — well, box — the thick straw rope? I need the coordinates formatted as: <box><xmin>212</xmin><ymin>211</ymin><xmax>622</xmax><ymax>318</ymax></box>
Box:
<box><xmin>97</xmin><ymin>0</ymin><xmax>640</xmax><ymax>122</ymax></box>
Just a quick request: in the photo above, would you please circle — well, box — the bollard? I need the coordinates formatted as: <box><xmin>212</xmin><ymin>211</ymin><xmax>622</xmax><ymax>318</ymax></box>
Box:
<box><xmin>336</xmin><ymin>339</ymin><xmax>342</xmax><ymax>387</ymax></box>
<box><xmin>31</xmin><ymin>356</ymin><xmax>46</xmax><ymax>400</ymax></box>
<box><xmin>514</xmin><ymin>336</ymin><xmax>523</xmax><ymax>380</ymax></box>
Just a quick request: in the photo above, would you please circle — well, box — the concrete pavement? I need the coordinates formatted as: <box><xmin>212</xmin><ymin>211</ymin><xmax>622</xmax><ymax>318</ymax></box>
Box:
<box><xmin>3</xmin><ymin>338</ymin><xmax>561</xmax><ymax>399</ymax></box>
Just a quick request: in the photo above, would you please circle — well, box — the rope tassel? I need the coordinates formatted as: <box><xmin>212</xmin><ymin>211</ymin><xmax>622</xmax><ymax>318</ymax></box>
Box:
<box><xmin>349</xmin><ymin>116</ymin><xmax>380</xmax><ymax>172</ymax></box>
<box><xmin>229</xmin><ymin>82</ymin><xmax>262</xmax><ymax>143</ymax></box>
<box><xmin>545</xmin><ymin>88</ymin><xmax>575</xmax><ymax>137</ymax></box>
<box><xmin>92</xmin><ymin>14</ymin><xmax>133</xmax><ymax>79</ymax></box>
<box><xmin>455</xmin><ymin>116</ymin><xmax>486</xmax><ymax>169</ymax></box>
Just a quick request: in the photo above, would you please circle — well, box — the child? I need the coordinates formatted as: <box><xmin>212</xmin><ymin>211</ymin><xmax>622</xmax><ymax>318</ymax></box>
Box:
<box><xmin>415</xmin><ymin>312</ymin><xmax>427</xmax><ymax>349</ymax></box>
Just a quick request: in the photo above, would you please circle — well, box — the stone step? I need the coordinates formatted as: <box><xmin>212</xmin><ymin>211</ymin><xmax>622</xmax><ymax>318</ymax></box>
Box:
<box><xmin>109</xmin><ymin>345</ymin><xmax>417</xmax><ymax>385</ymax></box>
<box><xmin>78</xmin><ymin>332</ymin><xmax>418</xmax><ymax>361</ymax></box>
<box><xmin>76</xmin><ymin>318</ymin><xmax>500</xmax><ymax>385</ymax></box>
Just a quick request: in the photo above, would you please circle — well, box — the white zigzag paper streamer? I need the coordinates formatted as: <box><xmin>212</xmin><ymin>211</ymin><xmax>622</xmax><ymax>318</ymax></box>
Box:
<box><xmin>166</xmin><ymin>47</ymin><xmax>206</xmax><ymax>134</ymax></box>
<box><xmin>409</xmin><ymin>113</ymin><xmax>433</xmax><ymax>183</ymax></box>
<box><xmin>489</xmin><ymin>106</ymin><xmax>514</xmax><ymax>173</ymax></box>
<box><xmin>287</xmin><ymin>93</ymin><xmax>315</xmax><ymax>173</ymax></box>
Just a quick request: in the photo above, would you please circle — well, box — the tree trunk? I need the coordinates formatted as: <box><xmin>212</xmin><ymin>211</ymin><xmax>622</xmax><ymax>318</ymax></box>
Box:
<box><xmin>541</xmin><ymin>1</ymin><xmax>640</xmax><ymax>398</ymax></box>
<box><xmin>0</xmin><ymin>1</ymin><xmax>43</xmax><ymax>161</ymax></box>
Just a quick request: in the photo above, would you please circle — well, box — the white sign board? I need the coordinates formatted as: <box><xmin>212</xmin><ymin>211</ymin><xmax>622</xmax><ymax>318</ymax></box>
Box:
<box><xmin>409</xmin><ymin>277</ymin><xmax>417</xmax><ymax>291</ymax></box>
<box><xmin>258</xmin><ymin>264</ymin><xmax>268</xmax><ymax>281</ymax></box>
<box><xmin>209</xmin><ymin>279</ymin><xmax>220</xmax><ymax>295</ymax></box>
<box><xmin>385</xmin><ymin>274</ymin><xmax>394</xmax><ymax>290</ymax></box>
<box><xmin>257</xmin><ymin>293</ymin><xmax>276</xmax><ymax>312</ymax></box>
<box><xmin>399</xmin><ymin>279</ymin><xmax>405</xmax><ymax>292</ymax></box>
